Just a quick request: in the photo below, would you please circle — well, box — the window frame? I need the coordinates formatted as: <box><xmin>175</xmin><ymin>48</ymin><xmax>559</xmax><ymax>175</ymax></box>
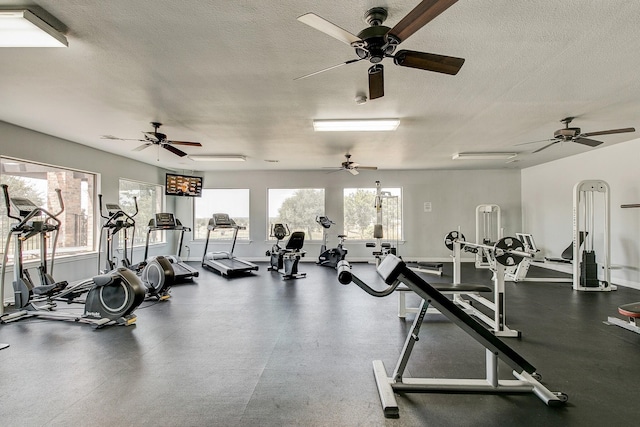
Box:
<box><xmin>1</xmin><ymin>156</ymin><xmax>97</xmax><ymax>265</ymax></box>
<box><xmin>118</xmin><ymin>178</ymin><xmax>165</xmax><ymax>248</ymax></box>
<box><xmin>343</xmin><ymin>186</ymin><xmax>403</xmax><ymax>242</ymax></box>
<box><xmin>267</xmin><ymin>188</ymin><xmax>325</xmax><ymax>241</ymax></box>
<box><xmin>193</xmin><ymin>188</ymin><xmax>251</xmax><ymax>241</ymax></box>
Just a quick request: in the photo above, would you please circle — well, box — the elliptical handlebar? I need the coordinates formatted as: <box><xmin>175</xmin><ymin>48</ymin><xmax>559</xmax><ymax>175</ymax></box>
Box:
<box><xmin>1</xmin><ymin>184</ymin><xmax>63</xmax><ymax>230</ymax></box>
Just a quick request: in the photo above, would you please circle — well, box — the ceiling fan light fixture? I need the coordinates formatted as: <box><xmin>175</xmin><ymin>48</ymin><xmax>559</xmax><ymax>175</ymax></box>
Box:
<box><xmin>313</xmin><ymin>119</ymin><xmax>400</xmax><ymax>132</ymax></box>
<box><xmin>452</xmin><ymin>152</ymin><xmax>517</xmax><ymax>160</ymax></box>
<box><xmin>188</xmin><ymin>155</ymin><xmax>246</xmax><ymax>162</ymax></box>
<box><xmin>0</xmin><ymin>10</ymin><xmax>68</xmax><ymax>47</ymax></box>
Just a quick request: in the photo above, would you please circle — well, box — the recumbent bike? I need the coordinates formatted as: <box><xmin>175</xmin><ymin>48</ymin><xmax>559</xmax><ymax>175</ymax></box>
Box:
<box><xmin>266</xmin><ymin>223</ymin><xmax>306</xmax><ymax>280</ymax></box>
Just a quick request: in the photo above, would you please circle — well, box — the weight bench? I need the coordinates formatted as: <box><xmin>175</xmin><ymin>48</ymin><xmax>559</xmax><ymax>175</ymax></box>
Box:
<box><xmin>607</xmin><ymin>302</ymin><xmax>640</xmax><ymax>334</ymax></box>
<box><xmin>337</xmin><ymin>255</ymin><xmax>567</xmax><ymax>418</ymax></box>
<box><xmin>396</xmin><ymin>282</ymin><xmax>491</xmax><ymax>318</ymax></box>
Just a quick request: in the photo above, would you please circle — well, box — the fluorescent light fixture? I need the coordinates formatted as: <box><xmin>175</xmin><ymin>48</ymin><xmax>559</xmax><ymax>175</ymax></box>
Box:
<box><xmin>0</xmin><ymin>10</ymin><xmax>68</xmax><ymax>47</ymax></box>
<box><xmin>452</xmin><ymin>152</ymin><xmax>518</xmax><ymax>160</ymax></box>
<box><xmin>313</xmin><ymin>119</ymin><xmax>400</xmax><ymax>132</ymax></box>
<box><xmin>188</xmin><ymin>155</ymin><xmax>246</xmax><ymax>162</ymax></box>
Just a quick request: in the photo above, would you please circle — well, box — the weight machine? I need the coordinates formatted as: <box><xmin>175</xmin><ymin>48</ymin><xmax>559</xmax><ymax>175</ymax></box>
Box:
<box><xmin>398</xmin><ymin>230</ymin><xmax>527</xmax><ymax>337</ymax></box>
<box><xmin>337</xmin><ymin>255</ymin><xmax>567</xmax><ymax>418</ymax></box>
<box><xmin>368</xmin><ymin>181</ymin><xmax>399</xmax><ymax>265</ymax></box>
<box><xmin>475</xmin><ymin>204</ymin><xmax>501</xmax><ymax>269</ymax></box>
<box><xmin>572</xmin><ymin>180</ymin><xmax>613</xmax><ymax>291</ymax></box>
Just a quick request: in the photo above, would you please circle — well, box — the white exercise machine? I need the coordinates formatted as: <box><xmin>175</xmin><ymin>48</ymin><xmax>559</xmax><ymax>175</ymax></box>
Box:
<box><xmin>338</xmin><ymin>255</ymin><xmax>567</xmax><ymax>418</ymax></box>
<box><xmin>572</xmin><ymin>180</ymin><xmax>613</xmax><ymax>291</ymax></box>
<box><xmin>504</xmin><ymin>233</ymin><xmax>572</xmax><ymax>283</ymax></box>
<box><xmin>398</xmin><ymin>231</ymin><xmax>529</xmax><ymax>338</ymax></box>
<box><xmin>475</xmin><ymin>204</ymin><xmax>501</xmax><ymax>269</ymax></box>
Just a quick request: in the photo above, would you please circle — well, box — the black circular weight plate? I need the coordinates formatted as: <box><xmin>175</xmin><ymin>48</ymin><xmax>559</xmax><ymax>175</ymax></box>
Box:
<box><xmin>444</xmin><ymin>231</ymin><xmax>465</xmax><ymax>251</ymax></box>
<box><xmin>494</xmin><ymin>237</ymin><xmax>525</xmax><ymax>266</ymax></box>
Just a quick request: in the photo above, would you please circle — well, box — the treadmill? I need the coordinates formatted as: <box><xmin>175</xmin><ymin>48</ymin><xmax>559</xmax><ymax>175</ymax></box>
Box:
<box><xmin>201</xmin><ymin>213</ymin><xmax>259</xmax><ymax>277</ymax></box>
<box><xmin>145</xmin><ymin>213</ymin><xmax>199</xmax><ymax>282</ymax></box>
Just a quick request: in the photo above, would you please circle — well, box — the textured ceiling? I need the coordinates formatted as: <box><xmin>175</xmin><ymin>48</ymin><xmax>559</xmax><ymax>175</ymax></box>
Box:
<box><xmin>1</xmin><ymin>0</ymin><xmax>639</xmax><ymax>172</ymax></box>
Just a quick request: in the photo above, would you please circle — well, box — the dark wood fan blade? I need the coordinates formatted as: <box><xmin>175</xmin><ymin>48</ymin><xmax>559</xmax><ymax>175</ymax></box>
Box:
<box><xmin>167</xmin><ymin>140</ymin><xmax>202</xmax><ymax>147</ymax></box>
<box><xmin>532</xmin><ymin>141</ymin><xmax>559</xmax><ymax>153</ymax></box>
<box><xmin>368</xmin><ymin>64</ymin><xmax>384</xmax><ymax>100</ymax></box>
<box><xmin>581</xmin><ymin>127</ymin><xmax>635</xmax><ymax>137</ymax></box>
<box><xmin>356</xmin><ymin>166</ymin><xmax>378</xmax><ymax>170</ymax></box>
<box><xmin>573</xmin><ymin>137</ymin><xmax>603</xmax><ymax>147</ymax></box>
<box><xmin>387</xmin><ymin>0</ymin><xmax>460</xmax><ymax>44</ymax></box>
<box><xmin>162</xmin><ymin>144</ymin><xmax>188</xmax><ymax>157</ymax></box>
<box><xmin>297</xmin><ymin>13</ymin><xmax>362</xmax><ymax>45</ymax></box>
<box><xmin>393</xmin><ymin>50</ymin><xmax>464</xmax><ymax>75</ymax></box>
<box><xmin>294</xmin><ymin>58</ymin><xmax>363</xmax><ymax>80</ymax></box>
<box><xmin>133</xmin><ymin>143</ymin><xmax>152</xmax><ymax>151</ymax></box>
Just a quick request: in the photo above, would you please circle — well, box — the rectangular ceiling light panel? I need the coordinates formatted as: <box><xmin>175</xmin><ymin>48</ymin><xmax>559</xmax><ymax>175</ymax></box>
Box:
<box><xmin>313</xmin><ymin>119</ymin><xmax>400</xmax><ymax>132</ymax></box>
<box><xmin>0</xmin><ymin>10</ymin><xmax>68</xmax><ymax>47</ymax></box>
<box><xmin>188</xmin><ymin>155</ymin><xmax>246</xmax><ymax>162</ymax></box>
<box><xmin>452</xmin><ymin>152</ymin><xmax>517</xmax><ymax>160</ymax></box>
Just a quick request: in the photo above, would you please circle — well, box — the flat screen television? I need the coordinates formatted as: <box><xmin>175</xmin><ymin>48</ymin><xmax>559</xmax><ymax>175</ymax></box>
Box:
<box><xmin>165</xmin><ymin>173</ymin><xmax>203</xmax><ymax>197</ymax></box>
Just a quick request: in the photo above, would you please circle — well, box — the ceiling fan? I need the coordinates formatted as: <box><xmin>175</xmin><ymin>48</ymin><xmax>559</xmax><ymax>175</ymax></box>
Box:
<box><xmin>324</xmin><ymin>154</ymin><xmax>378</xmax><ymax>175</ymax></box>
<box><xmin>296</xmin><ymin>0</ymin><xmax>465</xmax><ymax>100</ymax></box>
<box><xmin>519</xmin><ymin>117</ymin><xmax>636</xmax><ymax>153</ymax></box>
<box><xmin>101</xmin><ymin>122</ymin><xmax>203</xmax><ymax>157</ymax></box>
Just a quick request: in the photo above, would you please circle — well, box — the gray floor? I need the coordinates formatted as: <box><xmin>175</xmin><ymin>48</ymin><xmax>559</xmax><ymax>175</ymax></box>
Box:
<box><xmin>1</xmin><ymin>261</ymin><xmax>639</xmax><ymax>426</ymax></box>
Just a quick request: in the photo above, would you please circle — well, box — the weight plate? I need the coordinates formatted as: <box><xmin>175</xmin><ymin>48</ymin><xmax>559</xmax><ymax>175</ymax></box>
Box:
<box><xmin>494</xmin><ymin>236</ymin><xmax>525</xmax><ymax>266</ymax></box>
<box><xmin>444</xmin><ymin>231</ymin><xmax>465</xmax><ymax>251</ymax></box>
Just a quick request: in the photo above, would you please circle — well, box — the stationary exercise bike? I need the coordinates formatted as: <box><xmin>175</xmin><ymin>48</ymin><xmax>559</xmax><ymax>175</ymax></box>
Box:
<box><xmin>98</xmin><ymin>195</ymin><xmax>174</xmax><ymax>300</ymax></box>
<box><xmin>266</xmin><ymin>223</ymin><xmax>306</xmax><ymax>280</ymax></box>
<box><xmin>315</xmin><ymin>216</ymin><xmax>347</xmax><ymax>269</ymax></box>
<box><xmin>0</xmin><ymin>184</ymin><xmax>145</xmax><ymax>327</ymax></box>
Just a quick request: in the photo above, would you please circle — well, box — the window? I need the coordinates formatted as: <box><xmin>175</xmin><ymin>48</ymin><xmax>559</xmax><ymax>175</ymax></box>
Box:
<box><xmin>1</xmin><ymin>157</ymin><xmax>96</xmax><ymax>264</ymax></box>
<box><xmin>194</xmin><ymin>189</ymin><xmax>250</xmax><ymax>240</ymax></box>
<box><xmin>268</xmin><ymin>189</ymin><xmax>325</xmax><ymax>240</ymax></box>
<box><xmin>343</xmin><ymin>187</ymin><xmax>402</xmax><ymax>241</ymax></box>
<box><xmin>118</xmin><ymin>179</ymin><xmax>164</xmax><ymax>247</ymax></box>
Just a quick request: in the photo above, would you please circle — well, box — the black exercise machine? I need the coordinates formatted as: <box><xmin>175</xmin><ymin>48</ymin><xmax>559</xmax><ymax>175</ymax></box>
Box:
<box><xmin>266</xmin><ymin>223</ymin><xmax>306</xmax><ymax>280</ymax></box>
<box><xmin>144</xmin><ymin>213</ymin><xmax>199</xmax><ymax>282</ymax></box>
<box><xmin>337</xmin><ymin>255</ymin><xmax>567</xmax><ymax>418</ymax></box>
<box><xmin>98</xmin><ymin>195</ymin><xmax>174</xmax><ymax>300</ymax></box>
<box><xmin>1</xmin><ymin>185</ymin><xmax>145</xmax><ymax>328</ymax></box>
<box><xmin>315</xmin><ymin>216</ymin><xmax>347</xmax><ymax>268</ymax></box>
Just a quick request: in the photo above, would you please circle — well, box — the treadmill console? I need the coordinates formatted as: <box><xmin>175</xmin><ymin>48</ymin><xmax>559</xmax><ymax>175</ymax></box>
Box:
<box><xmin>153</xmin><ymin>212</ymin><xmax>176</xmax><ymax>227</ymax></box>
<box><xmin>10</xmin><ymin>197</ymin><xmax>39</xmax><ymax>218</ymax></box>
<box><xmin>209</xmin><ymin>213</ymin><xmax>236</xmax><ymax>227</ymax></box>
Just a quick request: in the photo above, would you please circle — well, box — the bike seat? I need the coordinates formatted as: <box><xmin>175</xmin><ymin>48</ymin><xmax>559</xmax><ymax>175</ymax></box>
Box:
<box><xmin>337</xmin><ymin>234</ymin><xmax>346</xmax><ymax>238</ymax></box>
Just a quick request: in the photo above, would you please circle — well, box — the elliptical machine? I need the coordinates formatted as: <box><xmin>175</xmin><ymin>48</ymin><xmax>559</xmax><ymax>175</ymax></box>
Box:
<box><xmin>0</xmin><ymin>184</ymin><xmax>145</xmax><ymax>327</ymax></box>
<box><xmin>315</xmin><ymin>216</ymin><xmax>347</xmax><ymax>269</ymax></box>
<box><xmin>98</xmin><ymin>195</ymin><xmax>174</xmax><ymax>300</ymax></box>
<box><xmin>266</xmin><ymin>223</ymin><xmax>306</xmax><ymax>280</ymax></box>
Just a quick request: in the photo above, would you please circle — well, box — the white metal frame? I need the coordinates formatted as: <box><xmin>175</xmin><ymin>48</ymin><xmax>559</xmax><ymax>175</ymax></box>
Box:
<box><xmin>572</xmin><ymin>180</ymin><xmax>613</xmax><ymax>291</ymax></box>
<box><xmin>475</xmin><ymin>204</ymin><xmax>501</xmax><ymax>268</ymax></box>
<box><xmin>504</xmin><ymin>233</ymin><xmax>572</xmax><ymax>283</ymax></box>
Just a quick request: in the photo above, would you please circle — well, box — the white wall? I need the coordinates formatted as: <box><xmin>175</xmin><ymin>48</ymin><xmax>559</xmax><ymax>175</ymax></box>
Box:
<box><xmin>179</xmin><ymin>169</ymin><xmax>521</xmax><ymax>262</ymax></box>
<box><xmin>521</xmin><ymin>138</ymin><xmax>640</xmax><ymax>289</ymax></box>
